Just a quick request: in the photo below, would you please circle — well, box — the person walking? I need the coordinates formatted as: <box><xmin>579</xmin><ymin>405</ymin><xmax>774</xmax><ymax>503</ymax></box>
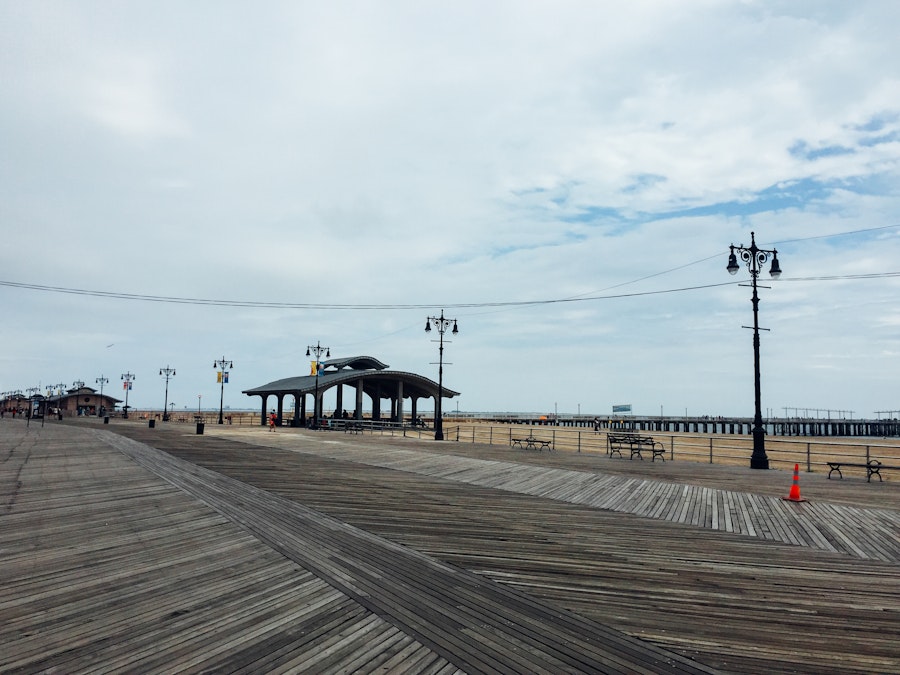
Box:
<box><xmin>268</xmin><ymin>412</ymin><xmax>277</xmax><ymax>432</ymax></box>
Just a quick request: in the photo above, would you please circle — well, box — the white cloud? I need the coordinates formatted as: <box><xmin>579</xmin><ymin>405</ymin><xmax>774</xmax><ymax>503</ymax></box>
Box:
<box><xmin>1</xmin><ymin>1</ymin><xmax>899</xmax><ymax>417</ymax></box>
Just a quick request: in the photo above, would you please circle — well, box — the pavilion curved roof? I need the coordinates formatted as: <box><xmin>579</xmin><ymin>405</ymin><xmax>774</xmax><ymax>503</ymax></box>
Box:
<box><xmin>323</xmin><ymin>355</ymin><xmax>388</xmax><ymax>371</ymax></box>
<box><xmin>242</xmin><ymin>356</ymin><xmax>458</xmax><ymax>401</ymax></box>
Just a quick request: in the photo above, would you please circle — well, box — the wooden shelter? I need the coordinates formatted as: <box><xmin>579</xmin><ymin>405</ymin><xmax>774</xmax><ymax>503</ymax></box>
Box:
<box><xmin>242</xmin><ymin>356</ymin><xmax>459</xmax><ymax>427</ymax></box>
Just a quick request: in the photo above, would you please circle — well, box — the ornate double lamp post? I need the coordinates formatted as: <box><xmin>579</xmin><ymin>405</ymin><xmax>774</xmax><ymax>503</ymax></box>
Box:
<box><xmin>306</xmin><ymin>342</ymin><xmax>330</xmax><ymax>429</ymax></box>
<box><xmin>121</xmin><ymin>372</ymin><xmax>135</xmax><ymax>418</ymax></box>
<box><xmin>71</xmin><ymin>380</ymin><xmax>84</xmax><ymax>417</ymax></box>
<box><xmin>727</xmin><ymin>231</ymin><xmax>783</xmax><ymax>470</ymax></box>
<box><xmin>26</xmin><ymin>387</ymin><xmax>39</xmax><ymax>426</ymax></box>
<box><xmin>425</xmin><ymin>310</ymin><xmax>458</xmax><ymax>441</ymax></box>
<box><xmin>159</xmin><ymin>366</ymin><xmax>176</xmax><ymax>421</ymax></box>
<box><xmin>96</xmin><ymin>375</ymin><xmax>109</xmax><ymax>417</ymax></box>
<box><xmin>213</xmin><ymin>357</ymin><xmax>233</xmax><ymax>424</ymax></box>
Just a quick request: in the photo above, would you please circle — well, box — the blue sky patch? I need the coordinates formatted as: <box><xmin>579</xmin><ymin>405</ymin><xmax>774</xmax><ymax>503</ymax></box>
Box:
<box><xmin>790</xmin><ymin>140</ymin><xmax>855</xmax><ymax>160</ymax></box>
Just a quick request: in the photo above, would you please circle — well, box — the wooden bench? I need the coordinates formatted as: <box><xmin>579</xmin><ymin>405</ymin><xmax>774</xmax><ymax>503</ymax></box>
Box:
<box><xmin>510</xmin><ymin>435</ymin><xmax>553</xmax><ymax>452</ymax></box>
<box><xmin>607</xmin><ymin>433</ymin><xmax>666</xmax><ymax>461</ymax></box>
<box><xmin>343</xmin><ymin>421</ymin><xmax>363</xmax><ymax>434</ymax></box>
<box><xmin>827</xmin><ymin>459</ymin><xmax>897</xmax><ymax>482</ymax></box>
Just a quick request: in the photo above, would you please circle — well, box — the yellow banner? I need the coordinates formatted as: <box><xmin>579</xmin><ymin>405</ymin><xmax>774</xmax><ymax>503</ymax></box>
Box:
<box><xmin>310</xmin><ymin>361</ymin><xmax>317</xmax><ymax>376</ymax></box>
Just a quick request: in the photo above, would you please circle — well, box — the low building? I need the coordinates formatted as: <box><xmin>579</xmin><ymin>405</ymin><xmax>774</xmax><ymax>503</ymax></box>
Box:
<box><xmin>48</xmin><ymin>386</ymin><xmax>122</xmax><ymax>417</ymax></box>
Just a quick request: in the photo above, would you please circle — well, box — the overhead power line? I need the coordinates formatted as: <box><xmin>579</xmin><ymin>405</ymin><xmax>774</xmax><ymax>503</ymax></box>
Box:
<box><xmin>1</xmin><ymin>272</ymin><xmax>899</xmax><ymax>311</ymax></box>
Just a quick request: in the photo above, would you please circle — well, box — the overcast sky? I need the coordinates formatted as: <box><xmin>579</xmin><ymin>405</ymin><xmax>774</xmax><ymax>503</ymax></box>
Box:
<box><xmin>2</xmin><ymin>1</ymin><xmax>899</xmax><ymax>419</ymax></box>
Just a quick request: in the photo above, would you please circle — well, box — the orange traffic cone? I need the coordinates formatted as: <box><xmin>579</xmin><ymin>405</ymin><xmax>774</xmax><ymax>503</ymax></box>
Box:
<box><xmin>783</xmin><ymin>463</ymin><xmax>807</xmax><ymax>502</ymax></box>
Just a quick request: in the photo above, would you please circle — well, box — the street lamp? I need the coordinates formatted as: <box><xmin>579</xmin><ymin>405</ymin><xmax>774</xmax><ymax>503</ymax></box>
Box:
<box><xmin>72</xmin><ymin>380</ymin><xmax>84</xmax><ymax>417</ymax></box>
<box><xmin>96</xmin><ymin>375</ymin><xmax>108</xmax><ymax>417</ymax></box>
<box><xmin>121</xmin><ymin>372</ymin><xmax>135</xmax><ymax>419</ymax></box>
<box><xmin>159</xmin><ymin>366</ymin><xmax>176</xmax><ymax>421</ymax></box>
<box><xmin>425</xmin><ymin>310</ymin><xmax>458</xmax><ymax>441</ymax></box>
<box><xmin>213</xmin><ymin>357</ymin><xmax>233</xmax><ymax>424</ymax></box>
<box><xmin>306</xmin><ymin>342</ymin><xmax>330</xmax><ymax>429</ymax></box>
<box><xmin>26</xmin><ymin>387</ymin><xmax>39</xmax><ymax>426</ymax></box>
<box><xmin>727</xmin><ymin>231</ymin><xmax>783</xmax><ymax>470</ymax></box>
<box><xmin>52</xmin><ymin>383</ymin><xmax>65</xmax><ymax>420</ymax></box>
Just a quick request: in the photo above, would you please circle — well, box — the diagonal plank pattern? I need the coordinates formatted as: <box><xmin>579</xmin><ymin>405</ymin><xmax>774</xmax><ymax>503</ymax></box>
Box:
<box><xmin>136</xmin><ymin>426</ymin><xmax>900</xmax><ymax>674</ymax></box>
<box><xmin>0</xmin><ymin>423</ymin><xmax>457</xmax><ymax>673</ymax></box>
<box><xmin>102</xmin><ymin>429</ymin><xmax>716</xmax><ymax>674</ymax></box>
<box><xmin>269</xmin><ymin>437</ymin><xmax>900</xmax><ymax>562</ymax></box>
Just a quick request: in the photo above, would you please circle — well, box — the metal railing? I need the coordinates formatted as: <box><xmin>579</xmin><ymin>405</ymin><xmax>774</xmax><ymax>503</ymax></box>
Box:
<box><xmin>441</xmin><ymin>424</ymin><xmax>900</xmax><ymax>478</ymax></box>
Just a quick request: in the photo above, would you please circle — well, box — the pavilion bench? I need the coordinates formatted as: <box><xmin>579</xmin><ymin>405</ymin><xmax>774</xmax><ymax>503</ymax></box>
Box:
<box><xmin>510</xmin><ymin>435</ymin><xmax>553</xmax><ymax>452</ymax></box>
<box><xmin>826</xmin><ymin>459</ymin><xmax>897</xmax><ymax>482</ymax></box>
<box><xmin>607</xmin><ymin>432</ymin><xmax>666</xmax><ymax>461</ymax></box>
<box><xmin>343</xmin><ymin>421</ymin><xmax>364</xmax><ymax>434</ymax></box>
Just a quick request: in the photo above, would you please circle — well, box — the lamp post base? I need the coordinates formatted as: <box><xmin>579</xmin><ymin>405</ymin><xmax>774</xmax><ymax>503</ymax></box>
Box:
<box><xmin>750</xmin><ymin>427</ymin><xmax>769</xmax><ymax>469</ymax></box>
<box><xmin>750</xmin><ymin>455</ymin><xmax>770</xmax><ymax>470</ymax></box>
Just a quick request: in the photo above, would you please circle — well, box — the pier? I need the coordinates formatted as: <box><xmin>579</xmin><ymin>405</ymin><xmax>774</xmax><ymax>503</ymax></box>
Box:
<box><xmin>477</xmin><ymin>414</ymin><xmax>900</xmax><ymax>438</ymax></box>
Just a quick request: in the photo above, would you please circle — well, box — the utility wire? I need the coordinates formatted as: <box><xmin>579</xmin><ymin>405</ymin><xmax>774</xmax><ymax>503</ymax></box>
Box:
<box><xmin>1</xmin><ymin>272</ymin><xmax>898</xmax><ymax>311</ymax></box>
<box><xmin>1</xmin><ymin>222</ymin><xmax>897</xmax><ymax>311</ymax></box>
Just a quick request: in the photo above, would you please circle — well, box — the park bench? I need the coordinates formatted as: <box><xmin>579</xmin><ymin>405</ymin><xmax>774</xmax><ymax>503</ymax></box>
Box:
<box><xmin>343</xmin><ymin>421</ymin><xmax>363</xmax><ymax>434</ymax></box>
<box><xmin>607</xmin><ymin>432</ymin><xmax>666</xmax><ymax>461</ymax></box>
<box><xmin>826</xmin><ymin>459</ymin><xmax>898</xmax><ymax>482</ymax></box>
<box><xmin>510</xmin><ymin>435</ymin><xmax>553</xmax><ymax>452</ymax></box>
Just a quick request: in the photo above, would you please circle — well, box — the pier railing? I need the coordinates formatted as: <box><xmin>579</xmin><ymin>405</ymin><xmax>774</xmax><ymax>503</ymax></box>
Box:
<box><xmin>441</xmin><ymin>424</ymin><xmax>900</xmax><ymax>478</ymax></box>
<box><xmin>106</xmin><ymin>412</ymin><xmax>899</xmax><ymax>478</ymax></box>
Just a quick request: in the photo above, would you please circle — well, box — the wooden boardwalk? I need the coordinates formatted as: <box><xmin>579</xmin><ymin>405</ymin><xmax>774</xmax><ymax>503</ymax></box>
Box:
<box><xmin>4</xmin><ymin>419</ymin><xmax>900</xmax><ymax>673</ymax></box>
<box><xmin>2</xmin><ymin>420</ymin><xmax>712</xmax><ymax>674</ymax></box>
<box><xmin>241</xmin><ymin>432</ymin><xmax>900</xmax><ymax>563</ymax></box>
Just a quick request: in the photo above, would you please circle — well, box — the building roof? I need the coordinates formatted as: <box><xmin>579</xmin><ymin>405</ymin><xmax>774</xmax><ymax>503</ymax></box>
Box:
<box><xmin>242</xmin><ymin>356</ymin><xmax>459</xmax><ymax>401</ymax></box>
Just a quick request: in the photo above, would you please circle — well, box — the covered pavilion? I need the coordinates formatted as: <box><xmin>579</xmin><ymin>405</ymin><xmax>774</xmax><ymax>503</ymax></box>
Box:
<box><xmin>242</xmin><ymin>356</ymin><xmax>459</xmax><ymax>427</ymax></box>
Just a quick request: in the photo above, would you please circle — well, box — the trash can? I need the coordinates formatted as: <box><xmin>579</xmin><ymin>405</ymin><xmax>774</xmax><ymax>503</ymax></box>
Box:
<box><xmin>104</xmin><ymin>416</ymin><xmax>109</xmax><ymax>424</ymax></box>
<box><xmin>196</xmin><ymin>422</ymin><xmax>205</xmax><ymax>435</ymax></box>
<box><xmin>149</xmin><ymin>419</ymin><xmax>156</xmax><ymax>428</ymax></box>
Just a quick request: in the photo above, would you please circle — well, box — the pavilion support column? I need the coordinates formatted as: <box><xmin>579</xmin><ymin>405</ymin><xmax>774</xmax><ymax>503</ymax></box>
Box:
<box><xmin>260</xmin><ymin>396</ymin><xmax>267</xmax><ymax>426</ymax></box>
<box><xmin>276</xmin><ymin>396</ymin><xmax>284</xmax><ymax>426</ymax></box>
<box><xmin>336</xmin><ymin>385</ymin><xmax>344</xmax><ymax>418</ymax></box>
<box><xmin>291</xmin><ymin>393</ymin><xmax>301</xmax><ymax>427</ymax></box>
<box><xmin>373</xmin><ymin>385</ymin><xmax>382</xmax><ymax>420</ymax></box>
<box><xmin>300</xmin><ymin>395</ymin><xmax>308</xmax><ymax>427</ymax></box>
<box><xmin>411</xmin><ymin>397</ymin><xmax>418</xmax><ymax>423</ymax></box>
<box><xmin>396</xmin><ymin>381</ymin><xmax>404</xmax><ymax>423</ymax></box>
<box><xmin>355</xmin><ymin>380</ymin><xmax>363</xmax><ymax>420</ymax></box>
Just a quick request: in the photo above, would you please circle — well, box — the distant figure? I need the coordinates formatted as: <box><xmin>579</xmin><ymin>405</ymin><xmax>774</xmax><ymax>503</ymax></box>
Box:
<box><xmin>268</xmin><ymin>412</ymin><xmax>277</xmax><ymax>432</ymax></box>
<box><xmin>593</xmin><ymin>417</ymin><xmax>600</xmax><ymax>433</ymax></box>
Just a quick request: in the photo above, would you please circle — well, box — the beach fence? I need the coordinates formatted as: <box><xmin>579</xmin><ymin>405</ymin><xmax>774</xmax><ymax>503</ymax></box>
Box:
<box><xmin>438</xmin><ymin>423</ymin><xmax>900</xmax><ymax>478</ymax></box>
<box><xmin>118</xmin><ymin>412</ymin><xmax>899</xmax><ymax>479</ymax></box>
